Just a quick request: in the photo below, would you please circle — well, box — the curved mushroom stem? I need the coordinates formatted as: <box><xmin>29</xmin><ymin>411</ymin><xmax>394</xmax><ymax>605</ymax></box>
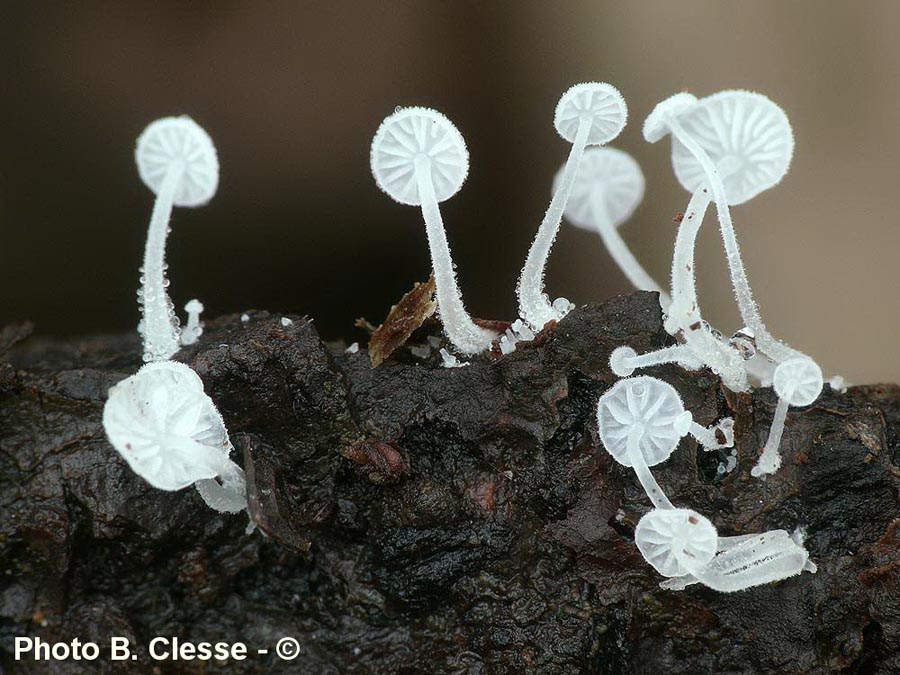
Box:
<box><xmin>518</xmin><ymin>118</ymin><xmax>592</xmax><ymax>330</ymax></box>
<box><xmin>666</xmin><ymin>186</ymin><xmax>749</xmax><ymax>391</ymax></box>
<box><xmin>195</xmin><ymin>458</ymin><xmax>247</xmax><ymax>514</ymax></box>
<box><xmin>591</xmin><ymin>195</ymin><xmax>670</xmax><ymax>308</ymax></box>
<box><xmin>666</xmin><ymin>115</ymin><xmax>803</xmax><ymax>365</ymax></box>
<box><xmin>140</xmin><ymin>162</ymin><xmax>185</xmax><ymax>362</ymax></box>
<box><xmin>414</xmin><ymin>155</ymin><xmax>497</xmax><ymax>355</ymax></box>
<box><xmin>626</xmin><ymin>426</ymin><xmax>674</xmax><ymax>510</ymax></box>
<box><xmin>752</xmin><ymin>396</ymin><xmax>790</xmax><ymax>478</ymax></box>
<box><xmin>610</xmin><ymin>344</ymin><xmax>704</xmax><ymax>377</ymax></box>
<box><xmin>688</xmin><ymin>418</ymin><xmax>735</xmax><ymax>451</ymax></box>
<box><xmin>679</xmin><ymin>530</ymin><xmax>813</xmax><ymax>592</ymax></box>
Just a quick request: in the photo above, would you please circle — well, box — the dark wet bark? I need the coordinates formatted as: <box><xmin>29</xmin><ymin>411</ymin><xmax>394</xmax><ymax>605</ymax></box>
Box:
<box><xmin>2</xmin><ymin>292</ymin><xmax>899</xmax><ymax>674</ymax></box>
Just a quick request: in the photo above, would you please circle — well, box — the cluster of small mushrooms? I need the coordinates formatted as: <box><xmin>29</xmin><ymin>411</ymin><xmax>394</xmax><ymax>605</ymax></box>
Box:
<box><xmin>103</xmin><ymin>82</ymin><xmax>827</xmax><ymax>592</ymax></box>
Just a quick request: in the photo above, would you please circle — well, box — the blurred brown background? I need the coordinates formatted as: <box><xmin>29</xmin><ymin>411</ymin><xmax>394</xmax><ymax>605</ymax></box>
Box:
<box><xmin>0</xmin><ymin>1</ymin><xmax>897</xmax><ymax>383</ymax></box>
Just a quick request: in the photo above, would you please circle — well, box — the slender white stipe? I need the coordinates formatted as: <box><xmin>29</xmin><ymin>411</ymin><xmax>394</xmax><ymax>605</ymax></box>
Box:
<box><xmin>666</xmin><ymin>185</ymin><xmax>750</xmax><ymax>391</ymax></box>
<box><xmin>609</xmin><ymin>344</ymin><xmax>704</xmax><ymax>378</ymax></box>
<box><xmin>518</xmin><ymin>82</ymin><xmax>627</xmax><ymax>330</ymax></box>
<box><xmin>371</xmin><ymin>107</ymin><xmax>496</xmax><ymax>355</ymax></box>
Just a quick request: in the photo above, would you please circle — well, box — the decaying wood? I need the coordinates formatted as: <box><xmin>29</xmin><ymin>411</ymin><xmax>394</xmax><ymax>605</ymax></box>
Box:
<box><xmin>2</xmin><ymin>293</ymin><xmax>899</xmax><ymax>674</ymax></box>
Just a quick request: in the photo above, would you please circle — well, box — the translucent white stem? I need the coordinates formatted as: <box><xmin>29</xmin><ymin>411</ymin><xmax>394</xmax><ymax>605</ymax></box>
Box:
<box><xmin>667</xmin><ymin>116</ymin><xmax>803</xmax><ymax>365</ymax></box>
<box><xmin>626</xmin><ymin>427</ymin><xmax>673</xmax><ymax>510</ymax></box>
<box><xmin>717</xmin><ymin>533</ymin><xmax>764</xmax><ymax>550</ymax></box>
<box><xmin>688</xmin><ymin>531</ymin><xmax>811</xmax><ymax>592</ymax></box>
<box><xmin>669</xmin><ymin>187</ymin><xmax>710</xmax><ymax>320</ymax></box>
<box><xmin>415</xmin><ymin>155</ymin><xmax>496</xmax><ymax>355</ymax></box>
<box><xmin>518</xmin><ymin>118</ymin><xmax>592</xmax><ymax>330</ymax></box>
<box><xmin>195</xmin><ymin>458</ymin><xmax>247</xmax><ymax>514</ymax></box>
<box><xmin>667</xmin><ymin>187</ymin><xmax>748</xmax><ymax>391</ymax></box>
<box><xmin>591</xmin><ymin>196</ymin><xmax>670</xmax><ymax>307</ymax></box>
<box><xmin>141</xmin><ymin>163</ymin><xmax>185</xmax><ymax>362</ymax></box>
<box><xmin>181</xmin><ymin>300</ymin><xmax>204</xmax><ymax>346</ymax></box>
<box><xmin>752</xmin><ymin>396</ymin><xmax>790</xmax><ymax>477</ymax></box>
<box><xmin>622</xmin><ymin>344</ymin><xmax>704</xmax><ymax>373</ymax></box>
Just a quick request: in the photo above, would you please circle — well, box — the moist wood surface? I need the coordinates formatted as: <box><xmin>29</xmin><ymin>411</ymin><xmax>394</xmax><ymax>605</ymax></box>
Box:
<box><xmin>2</xmin><ymin>292</ymin><xmax>899</xmax><ymax>674</ymax></box>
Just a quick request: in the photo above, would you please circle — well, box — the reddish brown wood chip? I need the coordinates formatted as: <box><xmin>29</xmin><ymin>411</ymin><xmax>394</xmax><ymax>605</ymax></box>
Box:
<box><xmin>368</xmin><ymin>276</ymin><xmax>437</xmax><ymax>367</ymax></box>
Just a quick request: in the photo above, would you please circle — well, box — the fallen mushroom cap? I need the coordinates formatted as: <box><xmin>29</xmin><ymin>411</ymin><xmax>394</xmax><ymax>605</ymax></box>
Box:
<box><xmin>553</xmin><ymin>82</ymin><xmax>628</xmax><ymax>146</ymax></box>
<box><xmin>635</xmin><ymin>508</ymin><xmax>718</xmax><ymax>578</ymax></box>
<box><xmin>773</xmin><ymin>357</ymin><xmax>824</xmax><ymax>406</ymax></box>
<box><xmin>135</xmin><ymin>116</ymin><xmax>219</xmax><ymax>207</ymax></box>
<box><xmin>555</xmin><ymin>147</ymin><xmax>645</xmax><ymax>230</ymax></box>
<box><xmin>596</xmin><ymin>376</ymin><xmax>692</xmax><ymax>468</ymax></box>
<box><xmin>642</xmin><ymin>92</ymin><xmax>699</xmax><ymax>143</ymax></box>
<box><xmin>670</xmin><ymin>90</ymin><xmax>794</xmax><ymax>206</ymax></box>
<box><xmin>370</xmin><ymin>106</ymin><xmax>469</xmax><ymax>207</ymax></box>
<box><xmin>103</xmin><ymin>361</ymin><xmax>233</xmax><ymax>491</ymax></box>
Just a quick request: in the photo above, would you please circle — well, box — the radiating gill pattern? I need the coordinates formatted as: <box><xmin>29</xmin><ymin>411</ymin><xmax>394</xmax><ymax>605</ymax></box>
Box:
<box><xmin>671</xmin><ymin>90</ymin><xmax>793</xmax><ymax>205</ymax></box>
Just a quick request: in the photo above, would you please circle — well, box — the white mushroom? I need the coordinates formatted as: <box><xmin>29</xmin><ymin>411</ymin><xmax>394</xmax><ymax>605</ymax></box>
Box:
<box><xmin>648</xmin><ymin>90</ymin><xmax>802</xmax><ymax>366</ymax></box>
<box><xmin>555</xmin><ymin>147</ymin><xmax>667</xmax><ymax>305</ymax></box>
<box><xmin>102</xmin><ymin>361</ymin><xmax>246</xmax><ymax>513</ymax></box>
<box><xmin>752</xmin><ymin>357</ymin><xmax>823</xmax><ymax>478</ymax></box>
<box><xmin>635</xmin><ymin>508</ymin><xmax>718</xmax><ymax>578</ymax></box>
<box><xmin>518</xmin><ymin>82</ymin><xmax>627</xmax><ymax>330</ymax></box>
<box><xmin>371</xmin><ymin>107</ymin><xmax>496</xmax><ymax>355</ymax></box>
<box><xmin>596</xmin><ymin>376</ymin><xmax>734</xmax><ymax>508</ymax></box>
<box><xmin>135</xmin><ymin>116</ymin><xmax>219</xmax><ymax>362</ymax></box>
<box><xmin>180</xmin><ymin>299</ymin><xmax>204</xmax><ymax>346</ymax></box>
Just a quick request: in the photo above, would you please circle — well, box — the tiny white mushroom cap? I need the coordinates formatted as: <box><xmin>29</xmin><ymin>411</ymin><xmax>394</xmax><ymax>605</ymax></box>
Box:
<box><xmin>635</xmin><ymin>508</ymin><xmax>718</xmax><ymax>578</ymax></box>
<box><xmin>135</xmin><ymin>116</ymin><xmax>219</xmax><ymax>207</ymax></box>
<box><xmin>670</xmin><ymin>91</ymin><xmax>794</xmax><ymax>206</ymax></box>
<box><xmin>596</xmin><ymin>376</ymin><xmax>693</xmax><ymax>468</ymax></box>
<box><xmin>370</xmin><ymin>106</ymin><xmax>469</xmax><ymax>207</ymax></box>
<box><xmin>773</xmin><ymin>357</ymin><xmax>824</xmax><ymax>407</ymax></box>
<box><xmin>103</xmin><ymin>361</ymin><xmax>233</xmax><ymax>491</ymax></box>
<box><xmin>554</xmin><ymin>82</ymin><xmax>628</xmax><ymax>146</ymax></box>
<box><xmin>642</xmin><ymin>92</ymin><xmax>699</xmax><ymax>143</ymax></box>
<box><xmin>185</xmin><ymin>299</ymin><xmax>204</xmax><ymax>314</ymax></box>
<box><xmin>554</xmin><ymin>147</ymin><xmax>645</xmax><ymax>230</ymax></box>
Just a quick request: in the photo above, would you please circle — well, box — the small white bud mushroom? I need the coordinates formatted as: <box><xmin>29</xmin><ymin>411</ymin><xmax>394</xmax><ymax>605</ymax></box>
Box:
<box><xmin>180</xmin><ymin>299</ymin><xmax>204</xmax><ymax>346</ymax></box>
<box><xmin>752</xmin><ymin>357</ymin><xmax>823</xmax><ymax>478</ymax></box>
<box><xmin>102</xmin><ymin>361</ymin><xmax>246</xmax><ymax>513</ymax></box>
<box><xmin>371</xmin><ymin>107</ymin><xmax>496</xmax><ymax>355</ymax></box>
<box><xmin>518</xmin><ymin>82</ymin><xmax>627</xmax><ymax>330</ymax></box>
<box><xmin>135</xmin><ymin>116</ymin><xmax>219</xmax><ymax>362</ymax></box>
<box><xmin>555</xmin><ymin>147</ymin><xmax>668</xmax><ymax>306</ymax></box>
<box><xmin>596</xmin><ymin>376</ymin><xmax>734</xmax><ymax>509</ymax></box>
<box><xmin>649</xmin><ymin>90</ymin><xmax>804</xmax><ymax>366</ymax></box>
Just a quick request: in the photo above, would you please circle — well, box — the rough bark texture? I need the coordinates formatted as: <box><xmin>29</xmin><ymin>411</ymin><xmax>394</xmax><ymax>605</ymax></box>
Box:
<box><xmin>2</xmin><ymin>292</ymin><xmax>900</xmax><ymax>674</ymax></box>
